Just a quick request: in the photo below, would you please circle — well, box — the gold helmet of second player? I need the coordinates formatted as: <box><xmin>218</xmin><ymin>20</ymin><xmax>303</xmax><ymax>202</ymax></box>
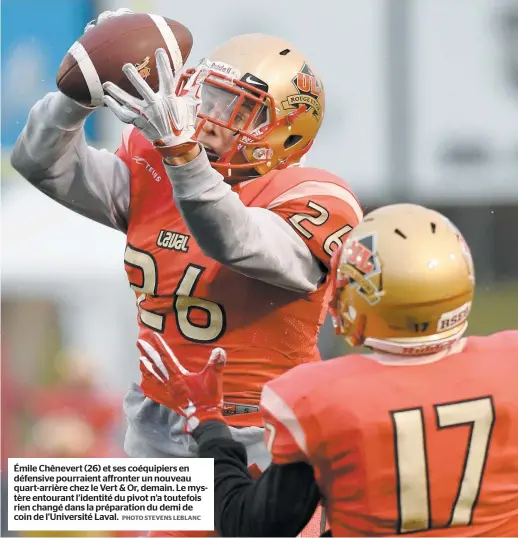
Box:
<box><xmin>329</xmin><ymin>204</ymin><xmax>475</xmax><ymax>356</ymax></box>
<box><xmin>177</xmin><ymin>33</ymin><xmax>325</xmax><ymax>179</ymax></box>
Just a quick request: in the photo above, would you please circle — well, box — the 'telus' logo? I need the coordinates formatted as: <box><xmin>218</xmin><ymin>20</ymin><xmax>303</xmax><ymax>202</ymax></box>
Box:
<box><xmin>132</xmin><ymin>156</ymin><xmax>161</xmax><ymax>182</ymax></box>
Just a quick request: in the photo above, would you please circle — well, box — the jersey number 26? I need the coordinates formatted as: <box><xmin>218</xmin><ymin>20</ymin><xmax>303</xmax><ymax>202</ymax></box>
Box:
<box><xmin>124</xmin><ymin>244</ymin><xmax>226</xmax><ymax>343</ymax></box>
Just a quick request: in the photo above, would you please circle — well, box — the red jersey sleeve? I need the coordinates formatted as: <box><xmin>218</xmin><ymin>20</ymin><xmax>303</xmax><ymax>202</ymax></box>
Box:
<box><xmin>267</xmin><ymin>169</ymin><xmax>363</xmax><ymax>268</ymax></box>
<box><xmin>260</xmin><ymin>363</ymin><xmax>323</xmax><ymax>465</ymax></box>
<box><xmin>115</xmin><ymin>125</ymin><xmax>135</xmax><ymax>167</ymax></box>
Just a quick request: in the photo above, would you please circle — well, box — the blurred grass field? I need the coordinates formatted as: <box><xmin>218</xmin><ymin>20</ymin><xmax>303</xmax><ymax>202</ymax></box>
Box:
<box><xmin>467</xmin><ymin>281</ymin><xmax>518</xmax><ymax>334</ymax></box>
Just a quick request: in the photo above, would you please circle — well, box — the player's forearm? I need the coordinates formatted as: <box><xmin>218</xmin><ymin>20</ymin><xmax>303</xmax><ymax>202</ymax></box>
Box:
<box><xmin>165</xmin><ymin>149</ymin><xmax>324</xmax><ymax>292</ymax></box>
<box><xmin>194</xmin><ymin>421</ymin><xmax>320</xmax><ymax>537</ymax></box>
<box><xmin>11</xmin><ymin>92</ymin><xmax>94</xmax><ymax>175</ymax></box>
<box><xmin>11</xmin><ymin>92</ymin><xmax>130</xmax><ymax>231</ymax></box>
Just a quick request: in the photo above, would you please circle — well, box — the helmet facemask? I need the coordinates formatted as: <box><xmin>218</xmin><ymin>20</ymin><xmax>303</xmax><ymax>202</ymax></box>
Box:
<box><xmin>177</xmin><ymin>67</ymin><xmax>312</xmax><ymax>180</ymax></box>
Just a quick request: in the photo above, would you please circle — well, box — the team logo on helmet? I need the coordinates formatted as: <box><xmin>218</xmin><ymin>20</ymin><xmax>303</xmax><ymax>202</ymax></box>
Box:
<box><xmin>340</xmin><ymin>233</ymin><xmax>383</xmax><ymax>305</ymax></box>
<box><xmin>282</xmin><ymin>63</ymin><xmax>323</xmax><ymax>117</ymax></box>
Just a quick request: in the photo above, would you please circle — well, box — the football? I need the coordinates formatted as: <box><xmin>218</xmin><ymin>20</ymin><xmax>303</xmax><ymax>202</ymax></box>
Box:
<box><xmin>56</xmin><ymin>13</ymin><xmax>193</xmax><ymax>107</ymax></box>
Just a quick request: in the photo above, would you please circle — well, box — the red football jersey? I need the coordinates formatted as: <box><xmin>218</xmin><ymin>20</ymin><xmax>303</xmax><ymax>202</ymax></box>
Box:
<box><xmin>117</xmin><ymin>127</ymin><xmax>362</xmax><ymax>426</ymax></box>
<box><xmin>261</xmin><ymin>331</ymin><xmax>518</xmax><ymax>536</ymax></box>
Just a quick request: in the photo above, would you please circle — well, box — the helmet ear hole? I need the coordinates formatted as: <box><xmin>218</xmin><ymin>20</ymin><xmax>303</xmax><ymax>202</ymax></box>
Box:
<box><xmin>284</xmin><ymin>134</ymin><xmax>303</xmax><ymax>149</ymax></box>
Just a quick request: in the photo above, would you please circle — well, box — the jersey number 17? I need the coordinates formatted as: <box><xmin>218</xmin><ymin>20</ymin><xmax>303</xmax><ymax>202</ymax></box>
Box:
<box><xmin>391</xmin><ymin>396</ymin><xmax>495</xmax><ymax>533</ymax></box>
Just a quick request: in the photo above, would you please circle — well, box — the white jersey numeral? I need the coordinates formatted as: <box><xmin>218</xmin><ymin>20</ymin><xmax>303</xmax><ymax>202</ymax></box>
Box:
<box><xmin>288</xmin><ymin>201</ymin><xmax>353</xmax><ymax>255</ymax></box>
<box><xmin>288</xmin><ymin>201</ymin><xmax>329</xmax><ymax>239</ymax></box>
<box><xmin>125</xmin><ymin>245</ymin><xmax>226</xmax><ymax>342</ymax></box>
<box><xmin>391</xmin><ymin>397</ymin><xmax>495</xmax><ymax>533</ymax></box>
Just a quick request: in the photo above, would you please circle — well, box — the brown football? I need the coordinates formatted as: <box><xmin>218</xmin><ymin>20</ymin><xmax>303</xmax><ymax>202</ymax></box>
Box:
<box><xmin>56</xmin><ymin>13</ymin><xmax>193</xmax><ymax>106</ymax></box>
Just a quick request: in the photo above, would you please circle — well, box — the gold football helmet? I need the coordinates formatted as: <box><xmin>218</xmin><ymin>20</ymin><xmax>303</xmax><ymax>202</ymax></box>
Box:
<box><xmin>177</xmin><ymin>33</ymin><xmax>325</xmax><ymax>179</ymax></box>
<box><xmin>329</xmin><ymin>204</ymin><xmax>476</xmax><ymax>355</ymax></box>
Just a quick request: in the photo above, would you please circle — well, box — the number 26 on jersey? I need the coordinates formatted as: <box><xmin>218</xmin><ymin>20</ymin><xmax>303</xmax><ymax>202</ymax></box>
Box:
<box><xmin>124</xmin><ymin>244</ymin><xmax>226</xmax><ymax>343</ymax></box>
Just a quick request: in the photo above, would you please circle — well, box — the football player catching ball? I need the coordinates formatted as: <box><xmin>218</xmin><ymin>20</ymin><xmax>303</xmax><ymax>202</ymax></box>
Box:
<box><xmin>12</xmin><ymin>8</ymin><xmax>362</xmax><ymax>537</ymax></box>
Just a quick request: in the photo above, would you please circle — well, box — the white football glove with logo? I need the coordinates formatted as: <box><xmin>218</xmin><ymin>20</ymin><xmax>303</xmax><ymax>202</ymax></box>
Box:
<box><xmin>84</xmin><ymin>8</ymin><xmax>134</xmax><ymax>33</ymax></box>
<box><xmin>103</xmin><ymin>48</ymin><xmax>203</xmax><ymax>158</ymax></box>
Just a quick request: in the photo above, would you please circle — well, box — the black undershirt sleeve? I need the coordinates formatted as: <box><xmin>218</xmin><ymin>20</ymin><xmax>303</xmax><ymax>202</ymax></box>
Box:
<box><xmin>194</xmin><ymin>421</ymin><xmax>321</xmax><ymax>537</ymax></box>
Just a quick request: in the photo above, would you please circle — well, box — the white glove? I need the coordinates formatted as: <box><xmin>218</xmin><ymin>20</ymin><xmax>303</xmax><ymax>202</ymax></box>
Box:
<box><xmin>103</xmin><ymin>48</ymin><xmax>203</xmax><ymax>158</ymax></box>
<box><xmin>84</xmin><ymin>8</ymin><xmax>134</xmax><ymax>33</ymax></box>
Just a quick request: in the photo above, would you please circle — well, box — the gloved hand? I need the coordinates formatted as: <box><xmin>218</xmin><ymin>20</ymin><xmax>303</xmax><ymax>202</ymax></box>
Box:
<box><xmin>137</xmin><ymin>332</ymin><xmax>227</xmax><ymax>433</ymax></box>
<box><xmin>84</xmin><ymin>8</ymin><xmax>134</xmax><ymax>33</ymax></box>
<box><xmin>103</xmin><ymin>48</ymin><xmax>203</xmax><ymax>159</ymax></box>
